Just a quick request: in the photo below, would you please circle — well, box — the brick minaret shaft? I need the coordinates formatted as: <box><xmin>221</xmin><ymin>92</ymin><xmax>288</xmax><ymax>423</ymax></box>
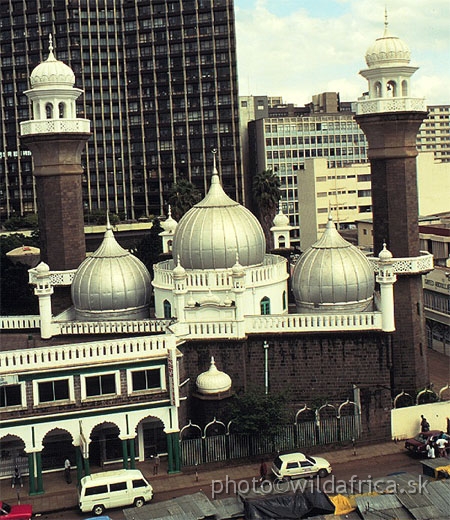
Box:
<box><xmin>356</xmin><ymin>111</ymin><xmax>429</xmax><ymax>394</ymax></box>
<box><xmin>21</xmin><ymin>133</ymin><xmax>89</xmax><ymax>271</ymax></box>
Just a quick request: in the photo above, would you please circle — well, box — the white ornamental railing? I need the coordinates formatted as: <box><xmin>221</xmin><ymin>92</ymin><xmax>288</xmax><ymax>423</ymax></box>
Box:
<box><xmin>246</xmin><ymin>312</ymin><xmax>382</xmax><ymax>333</ymax></box>
<box><xmin>28</xmin><ymin>269</ymin><xmax>76</xmax><ymax>286</ymax></box>
<box><xmin>56</xmin><ymin>319</ymin><xmax>169</xmax><ymax>336</ymax></box>
<box><xmin>0</xmin><ymin>315</ymin><xmax>40</xmax><ymax>330</ymax></box>
<box><xmin>356</xmin><ymin>97</ymin><xmax>426</xmax><ymax>115</ymax></box>
<box><xmin>0</xmin><ymin>335</ymin><xmax>173</xmax><ymax>374</ymax></box>
<box><xmin>20</xmin><ymin>118</ymin><xmax>91</xmax><ymax>135</ymax></box>
<box><xmin>368</xmin><ymin>252</ymin><xmax>433</xmax><ymax>275</ymax></box>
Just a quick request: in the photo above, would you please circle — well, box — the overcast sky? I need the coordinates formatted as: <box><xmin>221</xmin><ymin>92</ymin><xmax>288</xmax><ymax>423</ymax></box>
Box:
<box><xmin>234</xmin><ymin>0</ymin><xmax>450</xmax><ymax>106</ymax></box>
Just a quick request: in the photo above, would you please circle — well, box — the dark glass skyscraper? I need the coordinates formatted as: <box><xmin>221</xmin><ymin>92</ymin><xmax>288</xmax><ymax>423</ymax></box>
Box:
<box><xmin>0</xmin><ymin>0</ymin><xmax>243</xmax><ymax>220</ymax></box>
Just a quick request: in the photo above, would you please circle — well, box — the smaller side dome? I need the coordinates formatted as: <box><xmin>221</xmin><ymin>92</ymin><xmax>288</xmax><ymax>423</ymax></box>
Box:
<box><xmin>379</xmin><ymin>243</ymin><xmax>393</xmax><ymax>261</ymax></box>
<box><xmin>292</xmin><ymin>217</ymin><xmax>374</xmax><ymax>313</ymax></box>
<box><xmin>30</xmin><ymin>35</ymin><xmax>75</xmax><ymax>89</ymax></box>
<box><xmin>160</xmin><ymin>206</ymin><xmax>178</xmax><ymax>233</ymax></box>
<box><xmin>272</xmin><ymin>205</ymin><xmax>290</xmax><ymax>228</ymax></box>
<box><xmin>71</xmin><ymin>222</ymin><xmax>152</xmax><ymax>320</ymax></box>
<box><xmin>196</xmin><ymin>357</ymin><xmax>232</xmax><ymax>395</ymax></box>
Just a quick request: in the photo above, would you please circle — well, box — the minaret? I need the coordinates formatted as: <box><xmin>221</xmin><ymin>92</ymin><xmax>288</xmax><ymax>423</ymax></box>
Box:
<box><xmin>20</xmin><ymin>35</ymin><xmax>91</xmax><ymax>270</ymax></box>
<box><xmin>355</xmin><ymin>13</ymin><xmax>431</xmax><ymax>393</ymax></box>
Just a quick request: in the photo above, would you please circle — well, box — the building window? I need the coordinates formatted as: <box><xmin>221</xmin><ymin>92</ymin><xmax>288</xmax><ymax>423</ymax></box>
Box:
<box><xmin>163</xmin><ymin>300</ymin><xmax>172</xmax><ymax>318</ymax></box>
<box><xmin>129</xmin><ymin>367</ymin><xmax>165</xmax><ymax>394</ymax></box>
<box><xmin>260</xmin><ymin>296</ymin><xmax>271</xmax><ymax>315</ymax></box>
<box><xmin>83</xmin><ymin>373</ymin><xmax>118</xmax><ymax>398</ymax></box>
<box><xmin>37</xmin><ymin>379</ymin><xmax>70</xmax><ymax>403</ymax></box>
<box><xmin>0</xmin><ymin>384</ymin><xmax>22</xmax><ymax>408</ymax></box>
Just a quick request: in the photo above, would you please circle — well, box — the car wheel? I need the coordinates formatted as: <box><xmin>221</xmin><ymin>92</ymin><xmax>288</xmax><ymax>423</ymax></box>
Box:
<box><xmin>134</xmin><ymin>497</ymin><xmax>145</xmax><ymax>508</ymax></box>
<box><xmin>318</xmin><ymin>469</ymin><xmax>328</xmax><ymax>478</ymax></box>
<box><xmin>92</xmin><ymin>504</ymin><xmax>105</xmax><ymax>516</ymax></box>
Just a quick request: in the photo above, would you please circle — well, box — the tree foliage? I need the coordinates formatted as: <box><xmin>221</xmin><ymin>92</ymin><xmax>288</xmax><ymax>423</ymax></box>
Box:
<box><xmin>167</xmin><ymin>178</ymin><xmax>202</xmax><ymax>221</ymax></box>
<box><xmin>0</xmin><ymin>233</ymin><xmax>40</xmax><ymax>315</ymax></box>
<box><xmin>130</xmin><ymin>218</ymin><xmax>163</xmax><ymax>276</ymax></box>
<box><xmin>252</xmin><ymin>169</ymin><xmax>281</xmax><ymax>250</ymax></box>
<box><xmin>227</xmin><ymin>388</ymin><xmax>289</xmax><ymax>438</ymax></box>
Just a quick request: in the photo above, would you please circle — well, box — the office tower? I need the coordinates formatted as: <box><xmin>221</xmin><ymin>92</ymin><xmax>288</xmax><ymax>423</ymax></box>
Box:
<box><xmin>417</xmin><ymin>105</ymin><xmax>450</xmax><ymax>162</ymax></box>
<box><xmin>0</xmin><ymin>0</ymin><xmax>243</xmax><ymax>221</ymax></box>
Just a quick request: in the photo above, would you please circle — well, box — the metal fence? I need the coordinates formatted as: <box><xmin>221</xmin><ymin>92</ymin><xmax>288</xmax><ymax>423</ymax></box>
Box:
<box><xmin>180</xmin><ymin>415</ymin><xmax>361</xmax><ymax>467</ymax></box>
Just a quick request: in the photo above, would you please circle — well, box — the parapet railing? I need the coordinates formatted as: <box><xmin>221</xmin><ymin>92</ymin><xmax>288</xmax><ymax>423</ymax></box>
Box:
<box><xmin>20</xmin><ymin>118</ymin><xmax>91</xmax><ymax>135</ymax></box>
<box><xmin>0</xmin><ymin>335</ymin><xmax>174</xmax><ymax>374</ymax></box>
<box><xmin>368</xmin><ymin>251</ymin><xmax>433</xmax><ymax>275</ymax></box>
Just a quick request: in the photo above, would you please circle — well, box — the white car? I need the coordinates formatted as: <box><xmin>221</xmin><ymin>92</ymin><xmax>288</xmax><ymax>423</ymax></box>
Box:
<box><xmin>271</xmin><ymin>452</ymin><xmax>332</xmax><ymax>480</ymax></box>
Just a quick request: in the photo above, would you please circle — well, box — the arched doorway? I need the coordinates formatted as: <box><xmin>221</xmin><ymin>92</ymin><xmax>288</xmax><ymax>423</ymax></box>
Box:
<box><xmin>139</xmin><ymin>417</ymin><xmax>166</xmax><ymax>460</ymax></box>
<box><xmin>42</xmin><ymin>428</ymin><xmax>75</xmax><ymax>471</ymax></box>
<box><xmin>0</xmin><ymin>434</ymin><xmax>27</xmax><ymax>480</ymax></box>
<box><xmin>89</xmin><ymin>422</ymin><xmax>121</xmax><ymax>468</ymax></box>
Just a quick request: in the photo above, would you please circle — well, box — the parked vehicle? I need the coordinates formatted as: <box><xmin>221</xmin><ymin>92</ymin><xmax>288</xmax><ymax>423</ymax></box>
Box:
<box><xmin>404</xmin><ymin>430</ymin><xmax>442</xmax><ymax>455</ymax></box>
<box><xmin>0</xmin><ymin>501</ymin><xmax>32</xmax><ymax>520</ymax></box>
<box><xmin>271</xmin><ymin>452</ymin><xmax>332</xmax><ymax>480</ymax></box>
<box><xmin>78</xmin><ymin>469</ymin><xmax>153</xmax><ymax>516</ymax></box>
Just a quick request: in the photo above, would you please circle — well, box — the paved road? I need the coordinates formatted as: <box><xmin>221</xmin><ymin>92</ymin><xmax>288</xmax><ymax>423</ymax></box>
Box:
<box><xmin>35</xmin><ymin>450</ymin><xmax>428</xmax><ymax>519</ymax></box>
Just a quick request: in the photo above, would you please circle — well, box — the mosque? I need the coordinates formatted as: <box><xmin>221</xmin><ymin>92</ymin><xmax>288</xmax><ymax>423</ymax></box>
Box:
<box><xmin>0</xmin><ymin>18</ymin><xmax>433</xmax><ymax>495</ymax></box>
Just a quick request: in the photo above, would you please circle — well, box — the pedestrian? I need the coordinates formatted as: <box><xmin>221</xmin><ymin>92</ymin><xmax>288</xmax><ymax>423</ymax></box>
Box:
<box><xmin>259</xmin><ymin>459</ymin><xmax>268</xmax><ymax>484</ymax></box>
<box><xmin>420</xmin><ymin>415</ymin><xmax>430</xmax><ymax>432</ymax></box>
<box><xmin>11</xmin><ymin>467</ymin><xmax>23</xmax><ymax>488</ymax></box>
<box><xmin>153</xmin><ymin>453</ymin><xmax>160</xmax><ymax>475</ymax></box>
<box><xmin>64</xmin><ymin>458</ymin><xmax>72</xmax><ymax>484</ymax></box>
<box><xmin>435</xmin><ymin>433</ymin><xmax>448</xmax><ymax>458</ymax></box>
<box><xmin>426</xmin><ymin>442</ymin><xmax>436</xmax><ymax>459</ymax></box>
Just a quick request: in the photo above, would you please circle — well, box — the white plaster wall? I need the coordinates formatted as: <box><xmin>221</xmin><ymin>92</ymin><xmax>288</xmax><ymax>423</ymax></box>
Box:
<box><xmin>391</xmin><ymin>401</ymin><xmax>450</xmax><ymax>440</ymax></box>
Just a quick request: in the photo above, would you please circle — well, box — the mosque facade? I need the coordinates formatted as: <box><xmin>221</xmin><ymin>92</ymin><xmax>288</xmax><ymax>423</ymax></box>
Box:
<box><xmin>0</xmin><ymin>19</ymin><xmax>433</xmax><ymax>495</ymax></box>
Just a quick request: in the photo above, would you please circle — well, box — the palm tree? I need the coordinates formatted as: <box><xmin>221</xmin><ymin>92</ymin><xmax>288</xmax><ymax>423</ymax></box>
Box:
<box><xmin>252</xmin><ymin>169</ymin><xmax>281</xmax><ymax>250</ymax></box>
<box><xmin>167</xmin><ymin>178</ymin><xmax>202</xmax><ymax>220</ymax></box>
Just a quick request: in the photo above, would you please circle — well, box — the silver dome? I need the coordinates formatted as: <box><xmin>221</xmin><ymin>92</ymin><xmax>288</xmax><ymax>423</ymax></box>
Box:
<box><xmin>292</xmin><ymin>218</ymin><xmax>374</xmax><ymax>313</ymax></box>
<box><xmin>71</xmin><ymin>224</ymin><xmax>151</xmax><ymax>320</ymax></box>
<box><xmin>172</xmin><ymin>167</ymin><xmax>265</xmax><ymax>269</ymax></box>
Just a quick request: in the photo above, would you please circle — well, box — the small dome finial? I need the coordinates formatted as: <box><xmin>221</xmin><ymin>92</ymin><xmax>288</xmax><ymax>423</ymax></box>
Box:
<box><xmin>106</xmin><ymin>212</ymin><xmax>111</xmax><ymax>230</ymax></box>
<box><xmin>49</xmin><ymin>34</ymin><xmax>54</xmax><ymax>53</ymax></box>
<box><xmin>168</xmin><ymin>205</ymin><xmax>172</xmax><ymax>217</ymax></box>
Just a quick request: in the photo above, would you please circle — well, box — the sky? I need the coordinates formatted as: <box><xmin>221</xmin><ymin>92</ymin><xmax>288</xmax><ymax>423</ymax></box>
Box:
<box><xmin>234</xmin><ymin>0</ymin><xmax>450</xmax><ymax>106</ymax></box>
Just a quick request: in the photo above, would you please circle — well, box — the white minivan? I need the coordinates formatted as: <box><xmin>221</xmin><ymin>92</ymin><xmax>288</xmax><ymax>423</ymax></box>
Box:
<box><xmin>78</xmin><ymin>469</ymin><xmax>153</xmax><ymax>516</ymax></box>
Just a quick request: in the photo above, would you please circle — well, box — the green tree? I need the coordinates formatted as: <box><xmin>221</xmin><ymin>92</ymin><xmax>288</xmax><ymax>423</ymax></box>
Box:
<box><xmin>0</xmin><ymin>233</ymin><xmax>40</xmax><ymax>315</ymax></box>
<box><xmin>252</xmin><ymin>169</ymin><xmax>281</xmax><ymax>250</ymax></box>
<box><xmin>167</xmin><ymin>178</ymin><xmax>201</xmax><ymax>221</ymax></box>
<box><xmin>130</xmin><ymin>218</ymin><xmax>163</xmax><ymax>277</ymax></box>
<box><xmin>227</xmin><ymin>388</ymin><xmax>289</xmax><ymax>438</ymax></box>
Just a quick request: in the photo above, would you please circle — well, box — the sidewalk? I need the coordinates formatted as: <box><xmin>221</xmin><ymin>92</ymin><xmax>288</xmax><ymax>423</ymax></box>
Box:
<box><xmin>0</xmin><ymin>440</ymin><xmax>406</xmax><ymax>515</ymax></box>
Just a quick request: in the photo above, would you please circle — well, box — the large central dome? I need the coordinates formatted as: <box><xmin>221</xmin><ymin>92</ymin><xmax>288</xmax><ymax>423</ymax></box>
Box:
<box><xmin>172</xmin><ymin>164</ymin><xmax>265</xmax><ymax>270</ymax></box>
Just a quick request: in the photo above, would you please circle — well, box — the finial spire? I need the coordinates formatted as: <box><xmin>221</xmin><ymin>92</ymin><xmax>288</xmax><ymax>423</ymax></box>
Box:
<box><xmin>168</xmin><ymin>205</ymin><xmax>172</xmax><ymax>218</ymax></box>
<box><xmin>212</xmin><ymin>148</ymin><xmax>218</xmax><ymax>175</ymax></box>
<box><xmin>383</xmin><ymin>6</ymin><xmax>389</xmax><ymax>35</ymax></box>
<box><xmin>106</xmin><ymin>212</ymin><xmax>111</xmax><ymax>230</ymax></box>
<box><xmin>47</xmin><ymin>34</ymin><xmax>56</xmax><ymax>61</ymax></box>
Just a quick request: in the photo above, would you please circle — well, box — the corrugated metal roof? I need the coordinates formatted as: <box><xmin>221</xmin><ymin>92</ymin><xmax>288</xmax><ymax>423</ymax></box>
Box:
<box><xmin>355</xmin><ymin>494</ymin><xmax>413</xmax><ymax>519</ymax></box>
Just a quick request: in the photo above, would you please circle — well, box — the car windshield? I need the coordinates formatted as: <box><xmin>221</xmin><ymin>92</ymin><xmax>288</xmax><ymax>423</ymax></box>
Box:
<box><xmin>414</xmin><ymin>434</ymin><xmax>428</xmax><ymax>443</ymax></box>
<box><xmin>273</xmin><ymin>456</ymin><xmax>282</xmax><ymax>470</ymax></box>
<box><xmin>0</xmin><ymin>503</ymin><xmax>12</xmax><ymax>513</ymax></box>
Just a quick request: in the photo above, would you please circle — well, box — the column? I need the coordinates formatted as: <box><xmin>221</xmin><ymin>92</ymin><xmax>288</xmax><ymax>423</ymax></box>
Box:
<box><xmin>128</xmin><ymin>439</ymin><xmax>136</xmax><ymax>469</ymax></box>
<box><xmin>35</xmin><ymin>451</ymin><xmax>44</xmax><ymax>494</ymax></box>
<box><xmin>27</xmin><ymin>453</ymin><xmax>36</xmax><ymax>495</ymax></box>
<box><xmin>166</xmin><ymin>431</ymin><xmax>181</xmax><ymax>474</ymax></box>
<box><xmin>75</xmin><ymin>446</ymin><xmax>83</xmax><ymax>483</ymax></box>
<box><xmin>121</xmin><ymin>439</ymin><xmax>129</xmax><ymax>469</ymax></box>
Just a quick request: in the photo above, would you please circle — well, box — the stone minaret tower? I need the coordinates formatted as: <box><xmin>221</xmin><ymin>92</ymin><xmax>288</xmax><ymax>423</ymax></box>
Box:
<box><xmin>20</xmin><ymin>36</ymin><xmax>91</xmax><ymax>270</ymax></box>
<box><xmin>355</xmin><ymin>13</ymin><xmax>432</xmax><ymax>393</ymax></box>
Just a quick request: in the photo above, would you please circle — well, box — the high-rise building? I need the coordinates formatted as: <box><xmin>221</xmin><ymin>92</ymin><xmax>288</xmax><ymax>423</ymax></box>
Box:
<box><xmin>0</xmin><ymin>0</ymin><xmax>243</xmax><ymax>221</ymax></box>
<box><xmin>417</xmin><ymin>105</ymin><xmax>450</xmax><ymax>162</ymax></box>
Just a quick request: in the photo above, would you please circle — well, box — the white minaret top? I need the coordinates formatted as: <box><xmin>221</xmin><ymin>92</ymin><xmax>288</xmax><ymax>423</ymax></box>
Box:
<box><xmin>20</xmin><ymin>34</ymin><xmax>90</xmax><ymax>136</ymax></box>
<box><xmin>356</xmin><ymin>10</ymin><xmax>426</xmax><ymax>115</ymax></box>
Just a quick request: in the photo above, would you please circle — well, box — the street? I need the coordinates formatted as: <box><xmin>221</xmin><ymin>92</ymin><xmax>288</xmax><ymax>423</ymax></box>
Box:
<box><xmin>34</xmin><ymin>448</ymin><xmax>429</xmax><ymax>519</ymax></box>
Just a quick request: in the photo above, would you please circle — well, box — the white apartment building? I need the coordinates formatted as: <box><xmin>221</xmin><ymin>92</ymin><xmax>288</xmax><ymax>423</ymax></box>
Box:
<box><xmin>417</xmin><ymin>105</ymin><xmax>450</xmax><ymax>163</ymax></box>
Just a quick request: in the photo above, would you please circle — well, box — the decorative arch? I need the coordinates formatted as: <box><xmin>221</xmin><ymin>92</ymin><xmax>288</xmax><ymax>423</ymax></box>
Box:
<box><xmin>89</xmin><ymin>421</ymin><xmax>121</xmax><ymax>468</ymax></box>
<box><xmin>416</xmin><ymin>388</ymin><xmax>438</xmax><ymax>405</ymax></box>
<box><xmin>294</xmin><ymin>405</ymin><xmax>314</xmax><ymax>424</ymax></box>
<box><xmin>393</xmin><ymin>390</ymin><xmax>413</xmax><ymax>409</ymax></box>
<box><xmin>41</xmin><ymin>427</ymin><xmax>76</xmax><ymax>471</ymax></box>
<box><xmin>163</xmin><ymin>299</ymin><xmax>172</xmax><ymax>319</ymax></box>
<box><xmin>0</xmin><ymin>434</ymin><xmax>27</xmax><ymax>474</ymax></box>
<box><xmin>401</xmin><ymin>80</ymin><xmax>408</xmax><ymax>96</ymax></box>
<box><xmin>180</xmin><ymin>420</ymin><xmax>202</xmax><ymax>439</ymax></box>
<box><xmin>58</xmin><ymin>101</ymin><xmax>66</xmax><ymax>118</ymax></box>
<box><xmin>439</xmin><ymin>384</ymin><xmax>449</xmax><ymax>401</ymax></box>
<box><xmin>203</xmin><ymin>418</ymin><xmax>226</xmax><ymax>438</ymax></box>
<box><xmin>278</xmin><ymin>235</ymin><xmax>286</xmax><ymax>248</ymax></box>
<box><xmin>260</xmin><ymin>296</ymin><xmax>271</xmax><ymax>315</ymax></box>
<box><xmin>45</xmin><ymin>102</ymin><xmax>53</xmax><ymax>119</ymax></box>
<box><xmin>387</xmin><ymin>80</ymin><xmax>397</xmax><ymax>97</ymax></box>
<box><xmin>374</xmin><ymin>81</ymin><xmax>382</xmax><ymax>98</ymax></box>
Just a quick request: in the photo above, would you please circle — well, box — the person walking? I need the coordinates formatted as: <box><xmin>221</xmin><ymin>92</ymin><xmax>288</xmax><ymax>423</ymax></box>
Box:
<box><xmin>153</xmin><ymin>454</ymin><xmax>160</xmax><ymax>475</ymax></box>
<box><xmin>11</xmin><ymin>467</ymin><xmax>23</xmax><ymax>488</ymax></box>
<box><xmin>259</xmin><ymin>459</ymin><xmax>268</xmax><ymax>484</ymax></box>
<box><xmin>435</xmin><ymin>433</ymin><xmax>448</xmax><ymax>458</ymax></box>
<box><xmin>64</xmin><ymin>458</ymin><xmax>72</xmax><ymax>484</ymax></box>
<box><xmin>420</xmin><ymin>415</ymin><xmax>430</xmax><ymax>432</ymax></box>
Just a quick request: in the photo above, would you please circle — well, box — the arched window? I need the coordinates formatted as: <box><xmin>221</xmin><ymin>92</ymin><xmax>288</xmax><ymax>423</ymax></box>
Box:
<box><xmin>375</xmin><ymin>81</ymin><xmax>382</xmax><ymax>98</ymax></box>
<box><xmin>278</xmin><ymin>235</ymin><xmax>286</xmax><ymax>248</ymax></box>
<box><xmin>58</xmin><ymin>102</ymin><xmax>66</xmax><ymax>118</ymax></box>
<box><xmin>282</xmin><ymin>290</ymin><xmax>287</xmax><ymax>311</ymax></box>
<box><xmin>260</xmin><ymin>296</ymin><xmax>271</xmax><ymax>315</ymax></box>
<box><xmin>401</xmin><ymin>80</ymin><xmax>408</xmax><ymax>96</ymax></box>
<box><xmin>387</xmin><ymin>80</ymin><xmax>397</xmax><ymax>97</ymax></box>
<box><xmin>45</xmin><ymin>103</ymin><xmax>53</xmax><ymax>119</ymax></box>
<box><xmin>167</xmin><ymin>239</ymin><xmax>173</xmax><ymax>251</ymax></box>
<box><xmin>163</xmin><ymin>300</ymin><xmax>171</xmax><ymax>319</ymax></box>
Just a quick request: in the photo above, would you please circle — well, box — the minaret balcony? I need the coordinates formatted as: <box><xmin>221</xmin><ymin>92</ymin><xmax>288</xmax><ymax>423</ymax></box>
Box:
<box><xmin>355</xmin><ymin>97</ymin><xmax>426</xmax><ymax>115</ymax></box>
<box><xmin>20</xmin><ymin>118</ymin><xmax>91</xmax><ymax>136</ymax></box>
<box><xmin>368</xmin><ymin>251</ymin><xmax>433</xmax><ymax>275</ymax></box>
